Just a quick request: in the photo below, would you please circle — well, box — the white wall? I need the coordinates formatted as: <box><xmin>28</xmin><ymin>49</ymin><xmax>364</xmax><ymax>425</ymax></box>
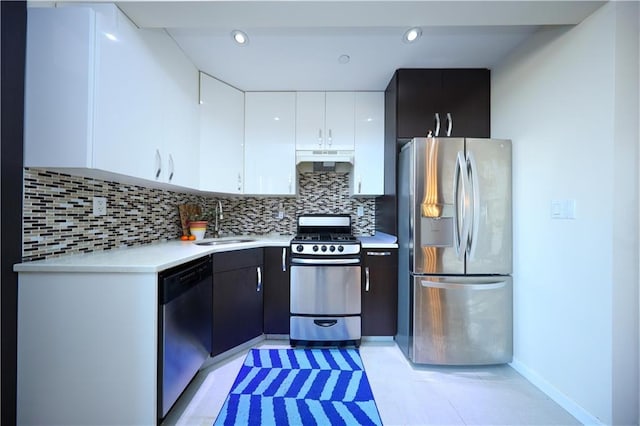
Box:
<box><xmin>491</xmin><ymin>2</ymin><xmax>639</xmax><ymax>424</ymax></box>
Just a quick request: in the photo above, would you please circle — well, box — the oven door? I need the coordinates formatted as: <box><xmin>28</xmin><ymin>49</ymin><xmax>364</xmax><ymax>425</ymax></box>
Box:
<box><xmin>290</xmin><ymin>262</ymin><xmax>361</xmax><ymax>315</ymax></box>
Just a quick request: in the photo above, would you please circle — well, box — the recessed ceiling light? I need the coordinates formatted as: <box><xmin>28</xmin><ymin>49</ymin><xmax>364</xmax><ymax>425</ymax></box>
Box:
<box><xmin>338</xmin><ymin>54</ymin><xmax>350</xmax><ymax>64</ymax></box>
<box><xmin>403</xmin><ymin>27</ymin><xmax>422</xmax><ymax>43</ymax></box>
<box><xmin>231</xmin><ymin>30</ymin><xmax>249</xmax><ymax>46</ymax></box>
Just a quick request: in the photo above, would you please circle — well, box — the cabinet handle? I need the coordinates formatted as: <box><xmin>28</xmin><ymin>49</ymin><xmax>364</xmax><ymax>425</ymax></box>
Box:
<box><xmin>434</xmin><ymin>113</ymin><xmax>441</xmax><ymax>137</ymax></box>
<box><xmin>237</xmin><ymin>173</ymin><xmax>242</xmax><ymax>192</ymax></box>
<box><xmin>318</xmin><ymin>129</ymin><xmax>323</xmax><ymax>147</ymax></box>
<box><xmin>446</xmin><ymin>112</ymin><xmax>453</xmax><ymax>137</ymax></box>
<box><xmin>155</xmin><ymin>149</ymin><xmax>162</xmax><ymax>179</ymax></box>
<box><xmin>365</xmin><ymin>266</ymin><xmax>370</xmax><ymax>292</ymax></box>
<box><xmin>288</xmin><ymin>175</ymin><xmax>292</xmax><ymax>193</ymax></box>
<box><xmin>168</xmin><ymin>154</ymin><xmax>174</xmax><ymax>182</ymax></box>
<box><xmin>358</xmin><ymin>176</ymin><xmax>362</xmax><ymax>194</ymax></box>
<box><xmin>366</xmin><ymin>251</ymin><xmax>391</xmax><ymax>256</ymax></box>
<box><xmin>281</xmin><ymin>248</ymin><xmax>287</xmax><ymax>272</ymax></box>
<box><xmin>257</xmin><ymin>266</ymin><xmax>262</xmax><ymax>292</ymax></box>
<box><xmin>328</xmin><ymin>129</ymin><xmax>332</xmax><ymax>145</ymax></box>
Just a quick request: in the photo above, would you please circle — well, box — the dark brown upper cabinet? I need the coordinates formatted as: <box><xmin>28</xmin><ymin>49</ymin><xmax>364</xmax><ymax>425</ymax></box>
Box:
<box><xmin>394</xmin><ymin>68</ymin><xmax>490</xmax><ymax>139</ymax></box>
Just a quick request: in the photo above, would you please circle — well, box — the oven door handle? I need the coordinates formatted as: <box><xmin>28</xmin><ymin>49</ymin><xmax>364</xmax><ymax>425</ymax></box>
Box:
<box><xmin>290</xmin><ymin>258</ymin><xmax>361</xmax><ymax>265</ymax></box>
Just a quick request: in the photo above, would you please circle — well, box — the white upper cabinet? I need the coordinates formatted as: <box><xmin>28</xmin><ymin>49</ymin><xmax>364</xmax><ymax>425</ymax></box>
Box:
<box><xmin>150</xmin><ymin>31</ymin><xmax>200</xmax><ymax>188</ymax></box>
<box><xmin>25</xmin><ymin>4</ymin><xmax>199</xmax><ymax>188</ymax></box>
<box><xmin>244</xmin><ymin>92</ymin><xmax>296</xmax><ymax>195</ymax></box>
<box><xmin>24</xmin><ymin>6</ymin><xmax>97</xmax><ymax>169</ymax></box>
<box><xmin>351</xmin><ymin>92</ymin><xmax>385</xmax><ymax>196</ymax></box>
<box><xmin>295</xmin><ymin>92</ymin><xmax>355</xmax><ymax>151</ymax></box>
<box><xmin>199</xmin><ymin>73</ymin><xmax>245</xmax><ymax>194</ymax></box>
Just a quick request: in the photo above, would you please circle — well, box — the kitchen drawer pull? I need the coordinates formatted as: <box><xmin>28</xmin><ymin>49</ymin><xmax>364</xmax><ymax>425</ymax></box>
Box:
<box><xmin>314</xmin><ymin>319</ymin><xmax>337</xmax><ymax>327</ymax></box>
<box><xmin>446</xmin><ymin>112</ymin><xmax>453</xmax><ymax>137</ymax></box>
<box><xmin>281</xmin><ymin>248</ymin><xmax>287</xmax><ymax>272</ymax></box>
<box><xmin>366</xmin><ymin>251</ymin><xmax>391</xmax><ymax>256</ymax></box>
<box><xmin>434</xmin><ymin>113</ymin><xmax>441</xmax><ymax>137</ymax></box>
<box><xmin>365</xmin><ymin>266</ymin><xmax>370</xmax><ymax>292</ymax></box>
<box><xmin>256</xmin><ymin>266</ymin><xmax>262</xmax><ymax>292</ymax></box>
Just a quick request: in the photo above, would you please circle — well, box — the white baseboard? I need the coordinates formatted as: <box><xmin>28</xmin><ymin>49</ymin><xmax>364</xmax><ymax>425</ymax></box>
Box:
<box><xmin>509</xmin><ymin>358</ymin><xmax>604</xmax><ymax>425</ymax></box>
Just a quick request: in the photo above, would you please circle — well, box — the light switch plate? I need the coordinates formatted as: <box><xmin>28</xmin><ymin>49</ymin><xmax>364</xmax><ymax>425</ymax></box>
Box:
<box><xmin>357</xmin><ymin>206</ymin><xmax>364</xmax><ymax>217</ymax></box>
<box><xmin>550</xmin><ymin>199</ymin><xmax>576</xmax><ymax>219</ymax></box>
<box><xmin>93</xmin><ymin>197</ymin><xmax>107</xmax><ymax>216</ymax></box>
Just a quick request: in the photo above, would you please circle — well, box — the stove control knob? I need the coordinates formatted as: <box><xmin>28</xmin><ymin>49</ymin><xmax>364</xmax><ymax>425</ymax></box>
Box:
<box><xmin>321</xmin><ymin>245</ymin><xmax>327</xmax><ymax>252</ymax></box>
<box><xmin>329</xmin><ymin>245</ymin><xmax>336</xmax><ymax>252</ymax></box>
<box><xmin>312</xmin><ymin>245</ymin><xmax>319</xmax><ymax>252</ymax></box>
<box><xmin>337</xmin><ymin>245</ymin><xmax>344</xmax><ymax>252</ymax></box>
<box><xmin>296</xmin><ymin>245</ymin><xmax>304</xmax><ymax>252</ymax></box>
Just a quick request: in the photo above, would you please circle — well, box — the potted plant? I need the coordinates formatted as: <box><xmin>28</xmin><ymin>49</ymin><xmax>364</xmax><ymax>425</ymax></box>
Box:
<box><xmin>188</xmin><ymin>209</ymin><xmax>215</xmax><ymax>240</ymax></box>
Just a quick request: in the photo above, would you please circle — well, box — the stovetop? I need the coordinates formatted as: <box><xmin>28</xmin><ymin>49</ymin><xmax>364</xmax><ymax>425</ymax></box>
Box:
<box><xmin>291</xmin><ymin>214</ymin><xmax>360</xmax><ymax>256</ymax></box>
<box><xmin>292</xmin><ymin>233</ymin><xmax>358</xmax><ymax>243</ymax></box>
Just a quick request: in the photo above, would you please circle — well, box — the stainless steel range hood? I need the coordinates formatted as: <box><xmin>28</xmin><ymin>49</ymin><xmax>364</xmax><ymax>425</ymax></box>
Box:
<box><xmin>295</xmin><ymin>149</ymin><xmax>354</xmax><ymax>172</ymax></box>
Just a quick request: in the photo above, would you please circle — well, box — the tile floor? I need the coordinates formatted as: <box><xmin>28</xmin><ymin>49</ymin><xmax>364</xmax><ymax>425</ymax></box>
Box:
<box><xmin>163</xmin><ymin>339</ymin><xmax>580</xmax><ymax>426</ymax></box>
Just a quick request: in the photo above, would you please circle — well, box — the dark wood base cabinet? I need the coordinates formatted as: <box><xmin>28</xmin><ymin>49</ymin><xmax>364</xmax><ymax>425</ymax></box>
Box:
<box><xmin>361</xmin><ymin>249</ymin><xmax>398</xmax><ymax>336</ymax></box>
<box><xmin>212</xmin><ymin>248</ymin><xmax>264</xmax><ymax>356</ymax></box>
<box><xmin>263</xmin><ymin>247</ymin><xmax>291</xmax><ymax>334</ymax></box>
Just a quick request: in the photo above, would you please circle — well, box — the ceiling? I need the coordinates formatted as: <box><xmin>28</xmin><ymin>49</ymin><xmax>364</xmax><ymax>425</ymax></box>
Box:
<box><xmin>117</xmin><ymin>1</ymin><xmax>606</xmax><ymax>91</ymax></box>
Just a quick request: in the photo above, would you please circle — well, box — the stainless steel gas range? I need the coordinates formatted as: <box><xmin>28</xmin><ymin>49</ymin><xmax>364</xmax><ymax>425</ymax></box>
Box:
<box><xmin>289</xmin><ymin>214</ymin><xmax>362</xmax><ymax>347</ymax></box>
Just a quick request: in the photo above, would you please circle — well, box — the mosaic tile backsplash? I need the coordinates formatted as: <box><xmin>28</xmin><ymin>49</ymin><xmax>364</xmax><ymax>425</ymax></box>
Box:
<box><xmin>23</xmin><ymin>168</ymin><xmax>375</xmax><ymax>261</ymax></box>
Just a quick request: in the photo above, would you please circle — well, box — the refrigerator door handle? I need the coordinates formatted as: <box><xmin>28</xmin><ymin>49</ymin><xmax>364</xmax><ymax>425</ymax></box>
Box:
<box><xmin>453</xmin><ymin>151</ymin><xmax>470</xmax><ymax>260</ymax></box>
<box><xmin>467</xmin><ymin>150</ymin><xmax>481</xmax><ymax>261</ymax></box>
<box><xmin>420</xmin><ymin>279</ymin><xmax>507</xmax><ymax>290</ymax></box>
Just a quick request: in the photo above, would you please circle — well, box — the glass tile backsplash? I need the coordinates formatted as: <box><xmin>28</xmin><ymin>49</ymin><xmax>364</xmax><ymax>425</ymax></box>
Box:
<box><xmin>22</xmin><ymin>168</ymin><xmax>375</xmax><ymax>261</ymax></box>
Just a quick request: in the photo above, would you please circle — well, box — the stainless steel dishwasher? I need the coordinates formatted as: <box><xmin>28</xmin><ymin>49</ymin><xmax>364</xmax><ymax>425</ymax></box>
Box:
<box><xmin>158</xmin><ymin>256</ymin><xmax>212</xmax><ymax>421</ymax></box>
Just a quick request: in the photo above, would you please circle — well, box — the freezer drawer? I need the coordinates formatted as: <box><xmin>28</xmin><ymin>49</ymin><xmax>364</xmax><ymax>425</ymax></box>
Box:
<box><xmin>411</xmin><ymin>275</ymin><xmax>512</xmax><ymax>365</ymax></box>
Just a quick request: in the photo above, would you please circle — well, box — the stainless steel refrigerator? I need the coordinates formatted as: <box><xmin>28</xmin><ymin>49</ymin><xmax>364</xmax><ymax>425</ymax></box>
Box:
<box><xmin>397</xmin><ymin>137</ymin><xmax>512</xmax><ymax>365</ymax></box>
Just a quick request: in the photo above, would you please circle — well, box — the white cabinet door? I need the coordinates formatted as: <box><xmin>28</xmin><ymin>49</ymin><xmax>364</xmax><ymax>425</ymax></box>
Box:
<box><xmin>93</xmin><ymin>5</ymin><xmax>160</xmax><ymax>181</ymax></box>
<box><xmin>244</xmin><ymin>92</ymin><xmax>296</xmax><ymax>195</ymax></box>
<box><xmin>24</xmin><ymin>6</ymin><xmax>96</xmax><ymax>168</ymax></box>
<box><xmin>295</xmin><ymin>92</ymin><xmax>325</xmax><ymax>151</ymax></box>
<box><xmin>295</xmin><ymin>92</ymin><xmax>355</xmax><ymax>151</ymax></box>
<box><xmin>351</xmin><ymin>92</ymin><xmax>384</xmax><ymax>196</ymax></box>
<box><xmin>325</xmin><ymin>92</ymin><xmax>355</xmax><ymax>151</ymax></box>
<box><xmin>94</xmin><ymin>16</ymin><xmax>199</xmax><ymax>187</ymax></box>
<box><xmin>152</xmin><ymin>30</ymin><xmax>200</xmax><ymax>188</ymax></box>
<box><xmin>199</xmin><ymin>73</ymin><xmax>245</xmax><ymax>193</ymax></box>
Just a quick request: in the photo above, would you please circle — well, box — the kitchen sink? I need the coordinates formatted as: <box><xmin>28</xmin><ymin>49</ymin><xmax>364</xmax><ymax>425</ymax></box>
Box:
<box><xmin>194</xmin><ymin>238</ymin><xmax>256</xmax><ymax>246</ymax></box>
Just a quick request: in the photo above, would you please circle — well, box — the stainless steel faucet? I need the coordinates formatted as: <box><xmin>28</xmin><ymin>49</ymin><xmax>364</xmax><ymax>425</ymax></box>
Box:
<box><xmin>214</xmin><ymin>200</ymin><xmax>224</xmax><ymax>237</ymax></box>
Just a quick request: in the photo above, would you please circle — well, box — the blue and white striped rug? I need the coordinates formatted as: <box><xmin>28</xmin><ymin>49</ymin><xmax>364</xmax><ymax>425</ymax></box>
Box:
<box><xmin>214</xmin><ymin>348</ymin><xmax>383</xmax><ymax>425</ymax></box>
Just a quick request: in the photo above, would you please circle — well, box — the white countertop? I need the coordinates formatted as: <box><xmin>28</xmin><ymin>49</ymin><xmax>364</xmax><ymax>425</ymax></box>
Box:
<box><xmin>14</xmin><ymin>232</ymin><xmax>397</xmax><ymax>273</ymax></box>
<box><xmin>14</xmin><ymin>235</ymin><xmax>292</xmax><ymax>273</ymax></box>
<box><xmin>358</xmin><ymin>232</ymin><xmax>398</xmax><ymax>248</ymax></box>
